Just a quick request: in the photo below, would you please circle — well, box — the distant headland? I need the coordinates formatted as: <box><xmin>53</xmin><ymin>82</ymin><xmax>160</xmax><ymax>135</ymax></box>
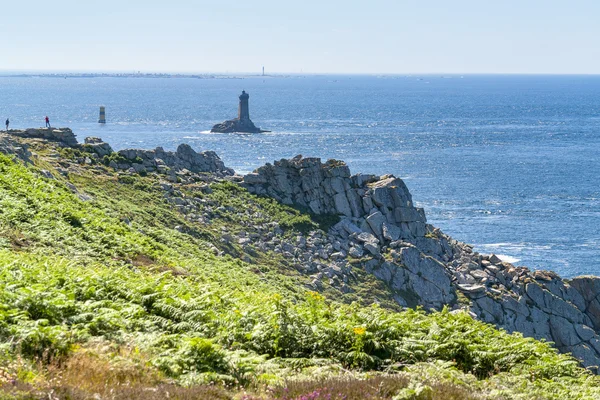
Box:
<box><xmin>0</xmin><ymin>72</ymin><xmax>286</xmax><ymax>79</ymax></box>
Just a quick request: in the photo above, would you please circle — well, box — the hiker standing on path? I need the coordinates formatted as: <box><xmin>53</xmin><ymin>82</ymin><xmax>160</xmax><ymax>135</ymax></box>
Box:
<box><xmin>45</xmin><ymin>116</ymin><xmax>50</xmax><ymax>128</ymax></box>
<box><xmin>5</xmin><ymin>119</ymin><xmax>8</xmax><ymax>131</ymax></box>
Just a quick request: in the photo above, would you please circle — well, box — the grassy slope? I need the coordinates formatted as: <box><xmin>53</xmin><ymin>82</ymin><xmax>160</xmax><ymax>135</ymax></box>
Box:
<box><xmin>0</xmin><ymin>150</ymin><xmax>599</xmax><ymax>399</ymax></box>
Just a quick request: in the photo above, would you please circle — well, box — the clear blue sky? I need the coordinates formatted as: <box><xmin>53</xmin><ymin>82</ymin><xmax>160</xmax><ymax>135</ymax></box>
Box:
<box><xmin>1</xmin><ymin>0</ymin><xmax>599</xmax><ymax>74</ymax></box>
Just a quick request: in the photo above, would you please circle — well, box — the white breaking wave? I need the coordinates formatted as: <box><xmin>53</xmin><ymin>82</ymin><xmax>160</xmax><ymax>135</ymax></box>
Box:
<box><xmin>476</xmin><ymin>243</ymin><xmax>524</xmax><ymax>264</ymax></box>
<box><xmin>497</xmin><ymin>254</ymin><xmax>521</xmax><ymax>264</ymax></box>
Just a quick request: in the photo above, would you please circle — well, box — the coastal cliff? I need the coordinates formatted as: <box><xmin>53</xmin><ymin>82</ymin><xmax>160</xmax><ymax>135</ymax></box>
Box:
<box><xmin>1</xmin><ymin>127</ymin><xmax>600</xmax><ymax>398</ymax></box>
<box><xmin>241</xmin><ymin>154</ymin><xmax>600</xmax><ymax>370</ymax></box>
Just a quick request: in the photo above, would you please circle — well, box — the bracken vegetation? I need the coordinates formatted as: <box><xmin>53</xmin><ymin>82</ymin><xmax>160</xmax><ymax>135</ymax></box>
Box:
<box><xmin>0</xmin><ymin>150</ymin><xmax>599</xmax><ymax>399</ymax></box>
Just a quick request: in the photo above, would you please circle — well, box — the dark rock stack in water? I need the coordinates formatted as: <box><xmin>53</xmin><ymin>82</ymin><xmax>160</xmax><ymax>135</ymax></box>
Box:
<box><xmin>211</xmin><ymin>90</ymin><xmax>268</xmax><ymax>133</ymax></box>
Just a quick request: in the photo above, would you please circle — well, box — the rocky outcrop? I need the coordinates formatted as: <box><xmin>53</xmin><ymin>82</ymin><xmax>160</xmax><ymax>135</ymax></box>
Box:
<box><xmin>116</xmin><ymin>144</ymin><xmax>234</xmax><ymax>177</ymax></box>
<box><xmin>210</xmin><ymin>118</ymin><xmax>266</xmax><ymax>134</ymax></box>
<box><xmin>242</xmin><ymin>156</ymin><xmax>427</xmax><ymax>242</ymax></box>
<box><xmin>241</xmin><ymin>156</ymin><xmax>454</xmax><ymax>310</ymax></box>
<box><xmin>3</xmin><ymin>127</ymin><xmax>234</xmax><ymax>180</ymax></box>
<box><xmin>0</xmin><ymin>133</ymin><xmax>32</xmax><ymax>163</ymax></box>
<box><xmin>84</xmin><ymin>137</ymin><xmax>113</xmax><ymax>157</ymax></box>
<box><xmin>241</xmin><ymin>155</ymin><xmax>600</xmax><ymax>372</ymax></box>
<box><xmin>79</xmin><ymin>136</ymin><xmax>233</xmax><ymax>178</ymax></box>
<box><xmin>9</xmin><ymin>128</ymin><xmax>78</xmax><ymax>147</ymax></box>
<box><xmin>448</xmin><ymin>247</ymin><xmax>600</xmax><ymax>371</ymax></box>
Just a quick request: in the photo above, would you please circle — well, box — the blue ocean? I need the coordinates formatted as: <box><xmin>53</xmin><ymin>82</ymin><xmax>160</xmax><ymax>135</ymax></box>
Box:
<box><xmin>2</xmin><ymin>74</ymin><xmax>600</xmax><ymax>277</ymax></box>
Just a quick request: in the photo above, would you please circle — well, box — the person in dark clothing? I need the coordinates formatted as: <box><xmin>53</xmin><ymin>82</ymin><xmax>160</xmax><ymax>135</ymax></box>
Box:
<box><xmin>45</xmin><ymin>116</ymin><xmax>50</xmax><ymax>128</ymax></box>
<box><xmin>5</xmin><ymin>119</ymin><xmax>8</xmax><ymax>131</ymax></box>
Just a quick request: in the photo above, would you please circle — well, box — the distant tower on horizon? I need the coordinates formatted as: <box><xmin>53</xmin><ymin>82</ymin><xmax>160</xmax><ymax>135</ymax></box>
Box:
<box><xmin>238</xmin><ymin>90</ymin><xmax>250</xmax><ymax>120</ymax></box>
<box><xmin>262</xmin><ymin>66</ymin><xmax>265</xmax><ymax>76</ymax></box>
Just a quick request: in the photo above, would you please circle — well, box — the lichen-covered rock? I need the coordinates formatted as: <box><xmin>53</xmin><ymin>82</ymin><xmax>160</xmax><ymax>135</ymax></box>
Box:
<box><xmin>84</xmin><ymin>137</ymin><xmax>113</xmax><ymax>156</ymax></box>
<box><xmin>116</xmin><ymin>144</ymin><xmax>234</xmax><ymax>176</ymax></box>
<box><xmin>0</xmin><ymin>133</ymin><xmax>32</xmax><ymax>162</ymax></box>
<box><xmin>241</xmin><ymin>155</ymin><xmax>426</xmax><ymax>241</ymax></box>
<box><xmin>10</xmin><ymin>127</ymin><xmax>78</xmax><ymax>147</ymax></box>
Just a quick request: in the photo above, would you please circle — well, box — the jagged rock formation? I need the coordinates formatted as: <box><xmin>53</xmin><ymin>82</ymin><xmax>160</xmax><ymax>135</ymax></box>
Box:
<box><xmin>242</xmin><ymin>155</ymin><xmax>600</xmax><ymax>371</ymax></box>
<box><xmin>241</xmin><ymin>156</ymin><xmax>458</xmax><ymax>310</ymax></box>
<box><xmin>2</xmin><ymin>128</ymin><xmax>234</xmax><ymax>179</ymax></box>
<box><xmin>0</xmin><ymin>133</ymin><xmax>32</xmax><ymax>162</ymax></box>
<box><xmin>116</xmin><ymin>145</ymin><xmax>234</xmax><ymax>177</ymax></box>
<box><xmin>84</xmin><ymin>137</ymin><xmax>113</xmax><ymax>156</ymax></box>
<box><xmin>445</xmin><ymin>246</ymin><xmax>600</xmax><ymax>371</ymax></box>
<box><xmin>9</xmin><ymin>128</ymin><xmax>78</xmax><ymax>147</ymax></box>
<box><xmin>242</xmin><ymin>155</ymin><xmax>427</xmax><ymax>241</ymax></box>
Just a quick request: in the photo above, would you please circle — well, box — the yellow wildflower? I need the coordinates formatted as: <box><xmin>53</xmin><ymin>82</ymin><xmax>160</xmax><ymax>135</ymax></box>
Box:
<box><xmin>353</xmin><ymin>327</ymin><xmax>366</xmax><ymax>335</ymax></box>
<box><xmin>308</xmin><ymin>291</ymin><xmax>324</xmax><ymax>301</ymax></box>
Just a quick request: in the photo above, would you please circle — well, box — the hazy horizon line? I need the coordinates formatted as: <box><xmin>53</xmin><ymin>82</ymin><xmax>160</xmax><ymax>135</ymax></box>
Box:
<box><xmin>1</xmin><ymin>69</ymin><xmax>600</xmax><ymax>77</ymax></box>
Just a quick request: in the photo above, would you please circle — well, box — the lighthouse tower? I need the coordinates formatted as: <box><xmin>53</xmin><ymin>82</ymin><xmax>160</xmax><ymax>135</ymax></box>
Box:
<box><xmin>238</xmin><ymin>90</ymin><xmax>250</xmax><ymax>120</ymax></box>
<box><xmin>211</xmin><ymin>90</ymin><xmax>268</xmax><ymax>133</ymax></box>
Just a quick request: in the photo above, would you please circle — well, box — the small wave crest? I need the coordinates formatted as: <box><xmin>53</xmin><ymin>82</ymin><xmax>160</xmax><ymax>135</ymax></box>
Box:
<box><xmin>496</xmin><ymin>254</ymin><xmax>521</xmax><ymax>264</ymax></box>
<box><xmin>198</xmin><ymin>130</ymin><xmax>224</xmax><ymax>135</ymax></box>
<box><xmin>476</xmin><ymin>243</ymin><xmax>524</xmax><ymax>264</ymax></box>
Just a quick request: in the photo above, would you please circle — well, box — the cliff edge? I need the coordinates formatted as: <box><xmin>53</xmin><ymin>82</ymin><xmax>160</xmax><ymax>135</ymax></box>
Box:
<box><xmin>241</xmin><ymin>155</ymin><xmax>600</xmax><ymax>371</ymax></box>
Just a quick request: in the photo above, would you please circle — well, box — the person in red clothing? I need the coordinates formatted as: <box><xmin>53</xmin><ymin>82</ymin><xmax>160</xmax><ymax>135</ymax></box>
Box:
<box><xmin>45</xmin><ymin>116</ymin><xmax>50</xmax><ymax>128</ymax></box>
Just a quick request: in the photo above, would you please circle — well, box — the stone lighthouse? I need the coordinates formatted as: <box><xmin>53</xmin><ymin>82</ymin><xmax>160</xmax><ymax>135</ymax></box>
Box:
<box><xmin>238</xmin><ymin>90</ymin><xmax>250</xmax><ymax>120</ymax></box>
<box><xmin>211</xmin><ymin>90</ymin><xmax>268</xmax><ymax>133</ymax></box>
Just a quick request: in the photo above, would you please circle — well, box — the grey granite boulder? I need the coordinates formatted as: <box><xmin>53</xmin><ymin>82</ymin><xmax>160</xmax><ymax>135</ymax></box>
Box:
<box><xmin>116</xmin><ymin>144</ymin><xmax>234</xmax><ymax>176</ymax></box>
<box><xmin>84</xmin><ymin>137</ymin><xmax>113</xmax><ymax>156</ymax></box>
<box><xmin>11</xmin><ymin>127</ymin><xmax>78</xmax><ymax>147</ymax></box>
<box><xmin>241</xmin><ymin>155</ymin><xmax>427</xmax><ymax>242</ymax></box>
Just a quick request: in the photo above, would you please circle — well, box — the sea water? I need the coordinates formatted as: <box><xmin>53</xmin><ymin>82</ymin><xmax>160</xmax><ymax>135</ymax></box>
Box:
<box><xmin>1</xmin><ymin>74</ymin><xmax>600</xmax><ymax>277</ymax></box>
